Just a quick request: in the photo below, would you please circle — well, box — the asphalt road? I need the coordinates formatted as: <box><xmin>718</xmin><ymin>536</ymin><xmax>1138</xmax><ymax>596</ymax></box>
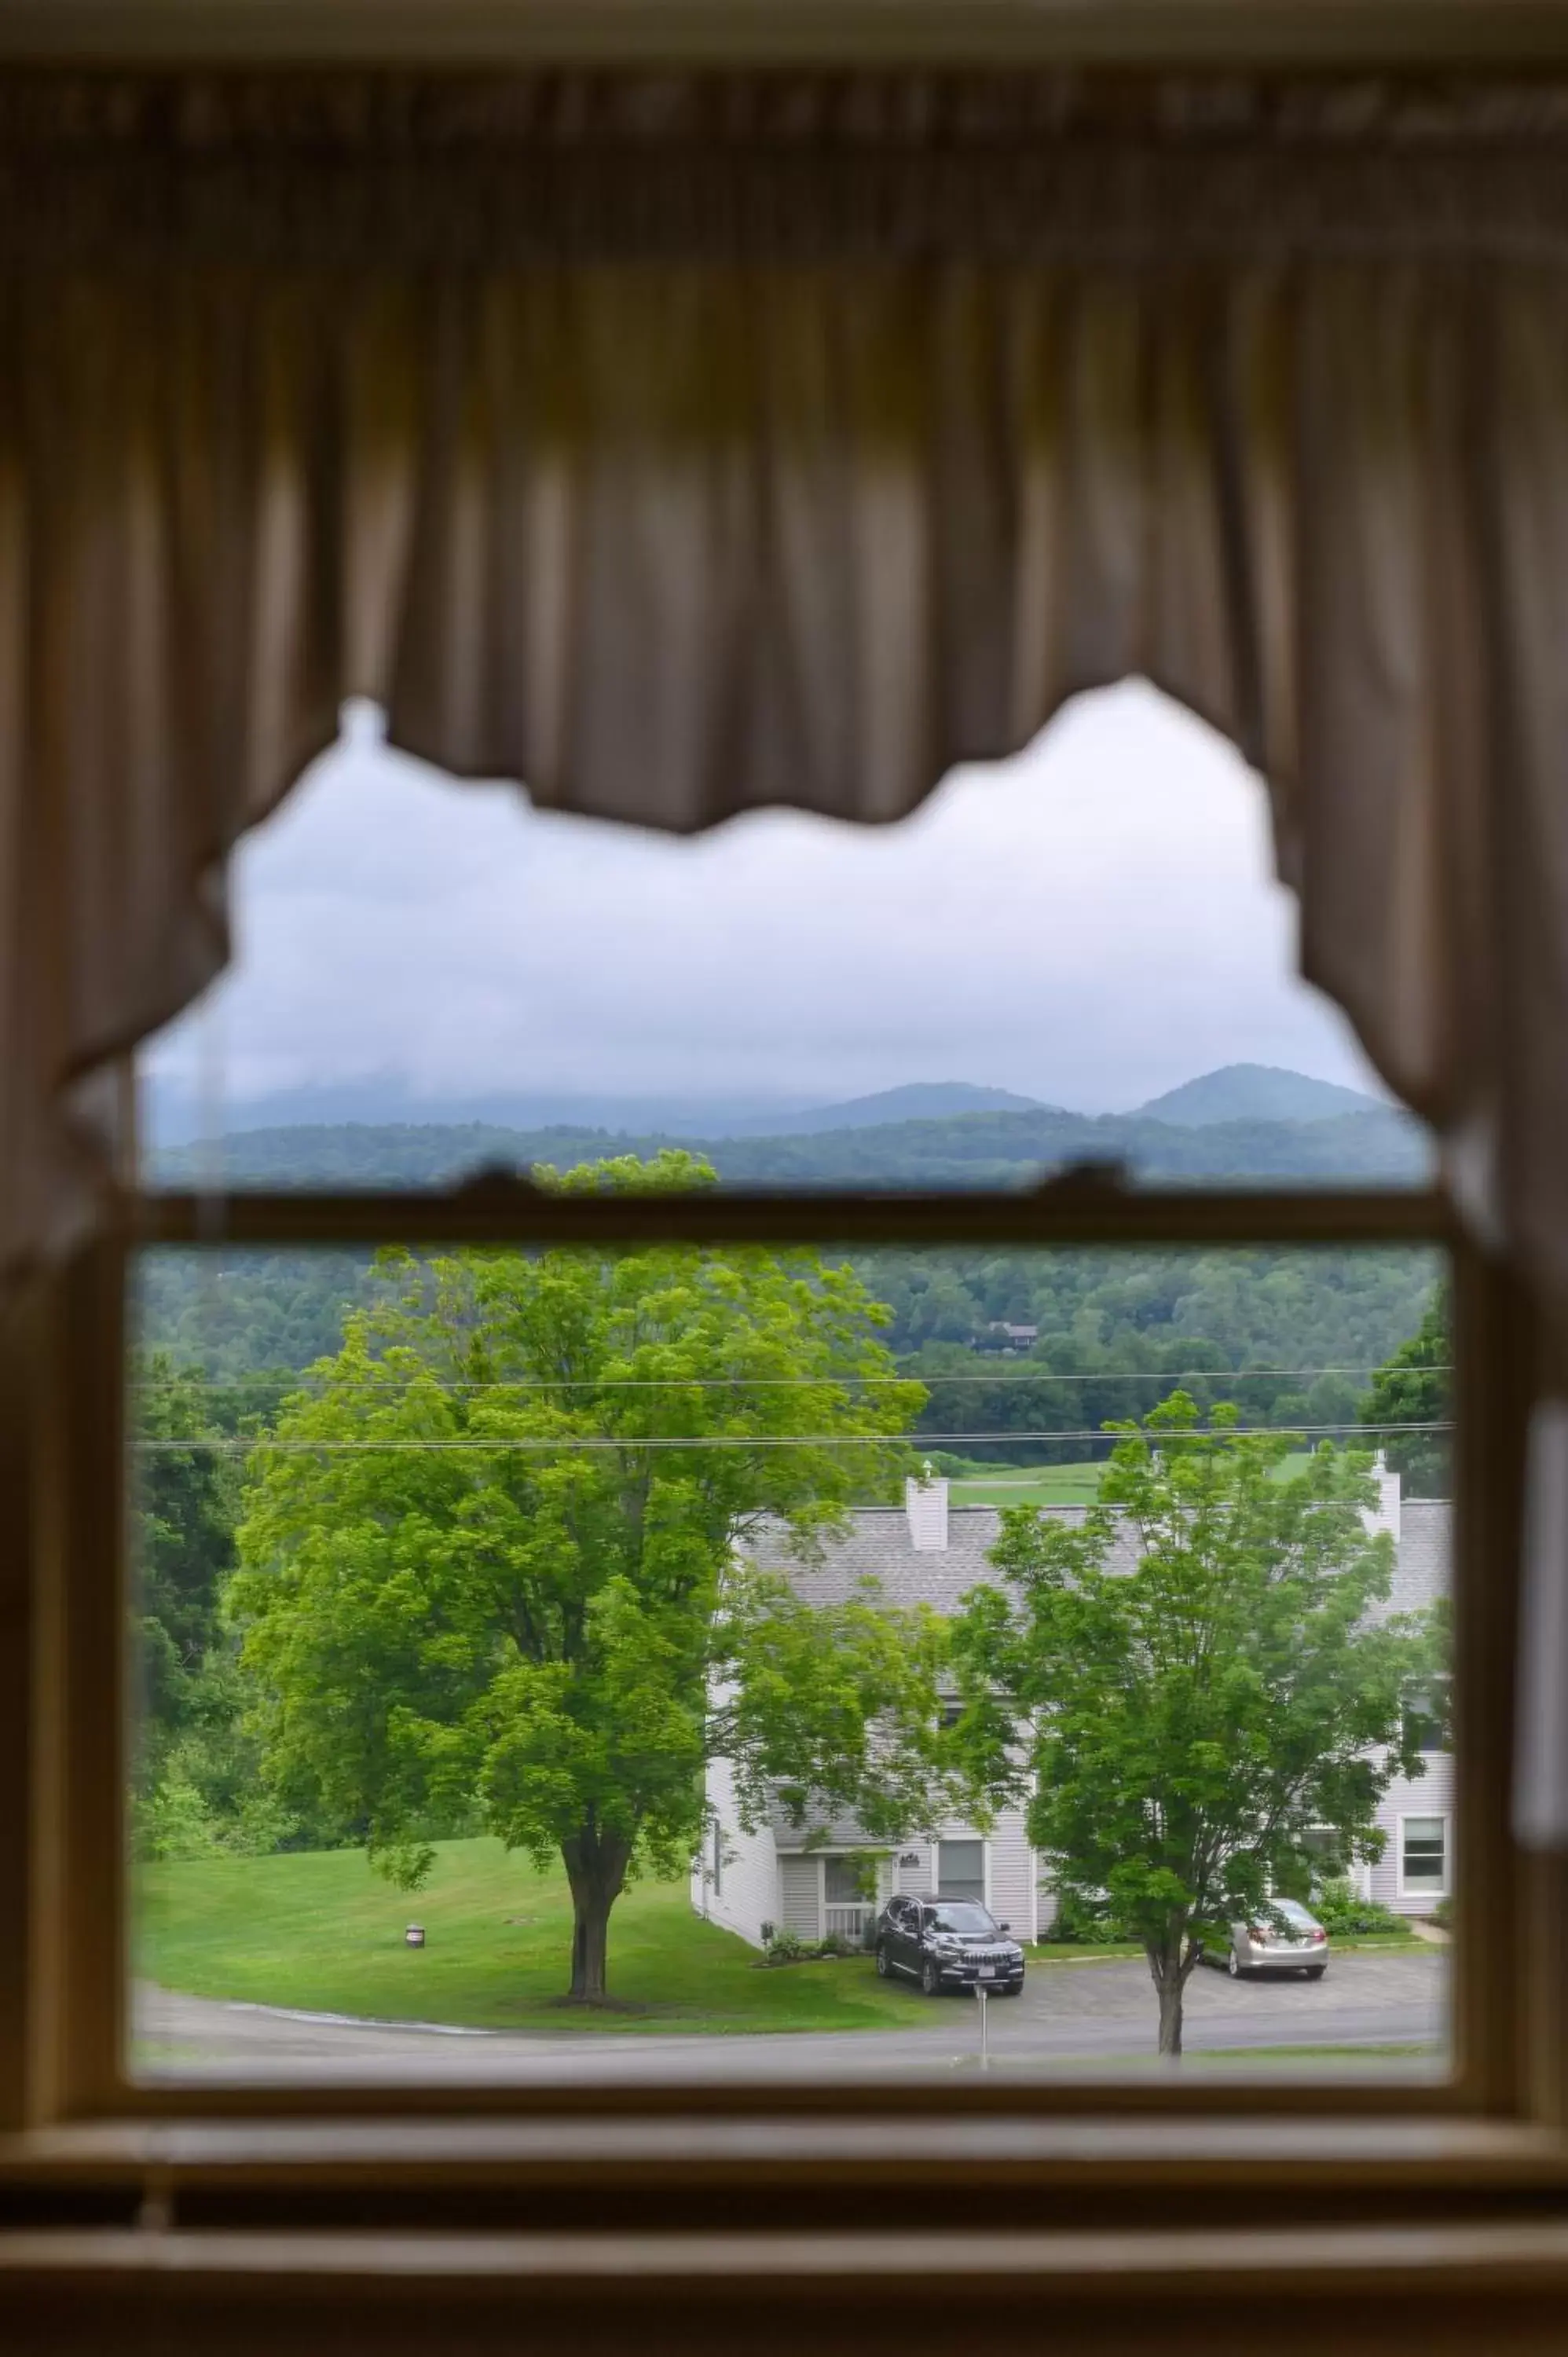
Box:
<box><xmin>134</xmin><ymin>1948</ymin><xmax>1446</xmax><ymax>2084</ymax></box>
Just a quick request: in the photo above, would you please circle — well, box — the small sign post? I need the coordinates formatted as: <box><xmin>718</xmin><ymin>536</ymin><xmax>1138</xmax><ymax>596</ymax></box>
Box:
<box><xmin>975</xmin><ymin>1981</ymin><xmax>989</xmax><ymax>2071</ymax></box>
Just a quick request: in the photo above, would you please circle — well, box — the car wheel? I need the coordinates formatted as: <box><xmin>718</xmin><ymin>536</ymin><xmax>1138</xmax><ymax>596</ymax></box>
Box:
<box><xmin>998</xmin><ymin>1981</ymin><xmax>1023</xmax><ymax>1997</ymax></box>
<box><xmin>921</xmin><ymin>1958</ymin><xmax>941</xmax><ymax>1997</ymax></box>
<box><xmin>1226</xmin><ymin>1948</ymin><xmax>1241</xmax><ymax>1978</ymax></box>
<box><xmin>875</xmin><ymin>1943</ymin><xmax>892</xmax><ymax>1978</ymax></box>
<box><xmin>1304</xmin><ymin>1964</ymin><xmax>1327</xmax><ymax>1981</ymax></box>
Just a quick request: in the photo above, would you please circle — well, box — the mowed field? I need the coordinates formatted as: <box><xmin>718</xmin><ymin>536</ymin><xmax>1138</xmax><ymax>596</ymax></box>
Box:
<box><xmin>948</xmin><ymin>1462</ymin><xmax>1105</xmax><ymax>1506</ymax></box>
<box><xmin>947</xmin><ymin>1454</ymin><xmax>1317</xmax><ymax>1508</ymax></box>
<box><xmin>134</xmin><ymin>1837</ymin><xmax>932</xmax><ymax>2036</ymax></box>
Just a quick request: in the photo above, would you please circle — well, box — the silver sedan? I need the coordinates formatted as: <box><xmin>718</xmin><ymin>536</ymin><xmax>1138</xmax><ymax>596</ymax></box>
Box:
<box><xmin>1221</xmin><ymin>1896</ymin><xmax>1330</xmax><ymax>1979</ymax></box>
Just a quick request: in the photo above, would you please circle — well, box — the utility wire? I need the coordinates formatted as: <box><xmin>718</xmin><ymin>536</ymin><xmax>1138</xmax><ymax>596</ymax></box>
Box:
<box><xmin>134</xmin><ymin>1418</ymin><xmax>1454</xmax><ymax>1455</ymax></box>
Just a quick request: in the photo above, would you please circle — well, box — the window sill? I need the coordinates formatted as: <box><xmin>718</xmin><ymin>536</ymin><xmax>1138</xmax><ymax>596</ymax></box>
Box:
<box><xmin>0</xmin><ymin>2111</ymin><xmax>1563</xmax><ymax>2222</ymax></box>
<box><xmin>5</xmin><ymin>1</ymin><xmax>1568</xmax><ymax>69</ymax></box>
<box><xmin>5</xmin><ymin>2212</ymin><xmax>1568</xmax><ymax>2354</ymax></box>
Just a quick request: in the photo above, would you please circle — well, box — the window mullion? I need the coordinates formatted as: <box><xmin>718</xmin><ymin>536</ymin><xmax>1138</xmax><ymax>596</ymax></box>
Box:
<box><xmin>132</xmin><ymin>1182</ymin><xmax>1452</xmax><ymax>1255</ymax></box>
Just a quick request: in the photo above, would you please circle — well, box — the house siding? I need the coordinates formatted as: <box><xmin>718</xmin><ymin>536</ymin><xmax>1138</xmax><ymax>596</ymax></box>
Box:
<box><xmin>1371</xmin><ymin>1751</ymin><xmax>1454</xmax><ymax>1913</ymax></box>
<box><xmin>689</xmin><ymin>1739</ymin><xmax>782</xmax><ymax>1950</ymax></box>
<box><xmin>896</xmin><ymin>1838</ymin><xmax>933</xmax><ymax>1895</ymax></box>
<box><xmin>1368</xmin><ymin>1501</ymin><xmax>1453</xmax><ymax>1918</ymax></box>
<box><xmin>779</xmin><ymin>1854</ymin><xmax>822</xmax><ymax>1939</ymax></box>
<box><xmin>982</xmin><ymin>1803</ymin><xmax>1037</xmax><ymax>1939</ymax></box>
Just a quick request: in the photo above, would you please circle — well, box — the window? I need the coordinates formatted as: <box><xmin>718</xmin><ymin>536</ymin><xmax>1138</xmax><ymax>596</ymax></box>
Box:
<box><xmin>117</xmin><ymin>675</ymin><xmax>1471</xmax><ymax>2099</ymax></box>
<box><xmin>1400</xmin><ymin>1816</ymin><xmax>1450</xmax><ymax>1900</ymax></box>
<box><xmin>937</xmin><ymin>1841</ymin><xmax>986</xmax><ymax>1903</ymax></box>
<box><xmin>822</xmin><ymin>1857</ymin><xmax>864</xmax><ymax>1907</ymax></box>
<box><xmin>125</xmin><ymin>1230</ymin><xmax>1454</xmax><ymax>2085</ymax></box>
<box><xmin>9</xmin><ymin>45</ymin><xmax>1568</xmax><ymax>2350</ymax></box>
<box><xmin>1405</xmin><ymin>1681</ymin><xmax>1453</xmax><ymax>1755</ymax></box>
<box><xmin>925</xmin><ymin>1902</ymin><xmax>996</xmax><ymax>1936</ymax></box>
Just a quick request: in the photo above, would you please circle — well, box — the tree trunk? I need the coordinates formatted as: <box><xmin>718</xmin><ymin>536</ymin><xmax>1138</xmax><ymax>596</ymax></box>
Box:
<box><xmin>1148</xmin><ymin>1941</ymin><xmax>1187</xmax><ymax>2058</ymax></box>
<box><xmin>1156</xmin><ymin>1969</ymin><xmax>1185</xmax><ymax>2058</ymax></box>
<box><xmin>562</xmin><ymin>1820</ymin><xmax>632</xmax><ymax>2003</ymax></box>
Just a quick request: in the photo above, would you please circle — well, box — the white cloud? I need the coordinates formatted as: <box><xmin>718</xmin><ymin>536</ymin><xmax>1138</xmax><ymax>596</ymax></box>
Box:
<box><xmin>146</xmin><ymin>681</ymin><xmax>1383</xmax><ymax>1116</ymax></box>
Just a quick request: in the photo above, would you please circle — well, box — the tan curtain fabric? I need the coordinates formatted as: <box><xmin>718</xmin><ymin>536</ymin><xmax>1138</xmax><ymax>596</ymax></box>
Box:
<box><xmin>0</xmin><ymin>257</ymin><xmax>1534</xmax><ymax>1255</ymax></box>
<box><xmin>5</xmin><ymin>71</ymin><xmax>1568</xmax><ymax>1823</ymax></box>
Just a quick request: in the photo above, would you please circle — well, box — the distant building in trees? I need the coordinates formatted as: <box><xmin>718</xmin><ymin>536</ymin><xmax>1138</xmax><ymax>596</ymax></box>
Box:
<box><xmin>976</xmin><ymin>1321</ymin><xmax>1039</xmax><ymax>1354</ymax></box>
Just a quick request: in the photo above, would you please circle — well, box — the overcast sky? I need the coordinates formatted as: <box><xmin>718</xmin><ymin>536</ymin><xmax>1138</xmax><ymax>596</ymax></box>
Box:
<box><xmin>145</xmin><ymin>681</ymin><xmax>1383</xmax><ymax>1122</ymax></box>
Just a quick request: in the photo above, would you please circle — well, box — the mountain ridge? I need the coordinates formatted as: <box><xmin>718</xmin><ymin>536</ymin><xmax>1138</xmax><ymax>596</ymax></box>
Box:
<box><xmin>1134</xmin><ymin>1062</ymin><xmax>1385</xmax><ymax>1128</ymax></box>
<box><xmin>720</xmin><ymin>1081</ymin><xmax>1046</xmax><ymax>1135</ymax></box>
<box><xmin>150</xmin><ymin>1098</ymin><xmax>1429</xmax><ymax>1192</ymax></box>
<box><xmin>148</xmin><ymin>1062</ymin><xmax>1383</xmax><ymax>1147</ymax></box>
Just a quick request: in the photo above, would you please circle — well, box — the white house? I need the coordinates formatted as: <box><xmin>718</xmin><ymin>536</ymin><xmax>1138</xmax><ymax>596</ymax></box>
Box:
<box><xmin>693</xmin><ymin>1464</ymin><xmax>1451</xmax><ymax>1948</ymax></box>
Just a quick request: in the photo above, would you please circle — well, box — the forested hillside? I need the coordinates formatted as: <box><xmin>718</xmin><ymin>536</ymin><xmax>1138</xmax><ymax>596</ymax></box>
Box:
<box><xmin>140</xmin><ymin>1111</ymin><xmax>1442</xmax><ymax>1468</ymax></box>
<box><xmin>151</xmin><ymin>1102</ymin><xmax>1428</xmax><ymax>1190</ymax></box>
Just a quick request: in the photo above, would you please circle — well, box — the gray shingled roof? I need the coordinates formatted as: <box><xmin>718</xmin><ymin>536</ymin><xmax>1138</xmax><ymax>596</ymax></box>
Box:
<box><xmin>745</xmin><ymin>1500</ymin><xmax>1449</xmax><ymax>1622</ymax></box>
<box><xmin>746</xmin><ymin>1505</ymin><xmax>1146</xmax><ymax>1618</ymax></box>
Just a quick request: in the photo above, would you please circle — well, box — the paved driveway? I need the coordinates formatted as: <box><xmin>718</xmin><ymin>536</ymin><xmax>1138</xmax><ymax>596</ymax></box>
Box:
<box><xmin>136</xmin><ymin>1949</ymin><xmax>1445</xmax><ymax>2084</ymax></box>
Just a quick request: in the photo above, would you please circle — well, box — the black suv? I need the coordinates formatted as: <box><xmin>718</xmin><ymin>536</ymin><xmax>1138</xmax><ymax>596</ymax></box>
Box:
<box><xmin>874</xmin><ymin>1894</ymin><xmax>1026</xmax><ymax>1997</ymax></box>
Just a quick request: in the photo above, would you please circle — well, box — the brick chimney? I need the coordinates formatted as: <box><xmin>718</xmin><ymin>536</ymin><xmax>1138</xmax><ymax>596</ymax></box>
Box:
<box><xmin>905</xmin><ymin>1464</ymin><xmax>949</xmax><ymax>1551</ymax></box>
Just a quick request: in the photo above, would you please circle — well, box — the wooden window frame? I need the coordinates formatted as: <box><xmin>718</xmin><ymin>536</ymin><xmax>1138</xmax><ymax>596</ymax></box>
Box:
<box><xmin>0</xmin><ymin>8</ymin><xmax>1559</xmax><ymax>2337</ymax></box>
<box><xmin>10</xmin><ymin>0</ymin><xmax>1568</xmax><ymax>69</ymax></box>
<box><xmin>0</xmin><ymin>1160</ymin><xmax>1563</xmax><ymax>2351</ymax></box>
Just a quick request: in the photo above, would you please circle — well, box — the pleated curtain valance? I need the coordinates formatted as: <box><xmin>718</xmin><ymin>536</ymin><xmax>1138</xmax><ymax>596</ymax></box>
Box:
<box><xmin>7</xmin><ymin>68</ymin><xmax>1568</xmax><ymax>1828</ymax></box>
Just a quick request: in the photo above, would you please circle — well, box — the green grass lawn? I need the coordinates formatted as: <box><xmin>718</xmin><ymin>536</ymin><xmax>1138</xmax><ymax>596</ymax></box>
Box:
<box><xmin>950</xmin><ymin>1453</ymin><xmax>1319</xmax><ymax>1508</ymax></box>
<box><xmin>948</xmin><ymin>1462</ymin><xmax>1105</xmax><ymax>1506</ymax></box>
<box><xmin>134</xmin><ymin>1837</ymin><xmax>936</xmax><ymax>2036</ymax></box>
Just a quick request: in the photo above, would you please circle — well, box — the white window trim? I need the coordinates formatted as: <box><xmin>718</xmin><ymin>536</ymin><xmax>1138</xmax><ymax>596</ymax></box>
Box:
<box><xmin>1396</xmin><ymin>1809</ymin><xmax>1452</xmax><ymax>1902</ymax></box>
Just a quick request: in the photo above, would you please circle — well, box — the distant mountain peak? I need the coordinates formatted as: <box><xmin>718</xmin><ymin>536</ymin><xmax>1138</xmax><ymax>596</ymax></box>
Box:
<box><xmin>1134</xmin><ymin>1063</ymin><xmax>1386</xmax><ymax>1129</ymax></box>
<box><xmin>721</xmin><ymin>1082</ymin><xmax>1046</xmax><ymax>1138</ymax></box>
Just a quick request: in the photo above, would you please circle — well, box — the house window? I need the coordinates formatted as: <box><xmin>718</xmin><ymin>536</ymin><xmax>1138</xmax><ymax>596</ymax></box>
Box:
<box><xmin>1400</xmin><ymin>1815</ymin><xmax>1449</xmax><ymax>1899</ymax></box>
<box><xmin>1404</xmin><ymin>1680</ymin><xmax>1453</xmax><ymax>1755</ymax></box>
<box><xmin>936</xmin><ymin>1840</ymin><xmax>985</xmax><ymax>1903</ymax></box>
<box><xmin>822</xmin><ymin>1857</ymin><xmax>863</xmax><ymax>1907</ymax></box>
<box><xmin>711</xmin><ymin>1821</ymin><xmax>723</xmax><ymax>1897</ymax></box>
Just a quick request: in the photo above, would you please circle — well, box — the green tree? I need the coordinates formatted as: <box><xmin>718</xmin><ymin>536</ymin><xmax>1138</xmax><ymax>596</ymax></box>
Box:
<box><xmin>132</xmin><ymin>1352</ymin><xmax>241</xmax><ymax>1790</ymax></box>
<box><xmin>230</xmin><ymin>1153</ymin><xmax>944</xmax><ymax>2003</ymax></box>
<box><xmin>1359</xmin><ymin>1296</ymin><xmax>1450</xmax><ymax>1496</ymax></box>
<box><xmin>131</xmin><ymin>1355</ymin><xmax>299</xmax><ymax>1860</ymax></box>
<box><xmin>947</xmin><ymin>1391</ymin><xmax>1435</xmax><ymax>2057</ymax></box>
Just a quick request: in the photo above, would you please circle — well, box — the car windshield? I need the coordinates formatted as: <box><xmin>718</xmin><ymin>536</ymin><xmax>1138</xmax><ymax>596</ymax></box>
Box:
<box><xmin>1270</xmin><ymin>1900</ymin><xmax>1318</xmax><ymax>1928</ymax></box>
<box><xmin>925</xmin><ymin>1904</ymin><xmax>997</xmax><ymax>1936</ymax></box>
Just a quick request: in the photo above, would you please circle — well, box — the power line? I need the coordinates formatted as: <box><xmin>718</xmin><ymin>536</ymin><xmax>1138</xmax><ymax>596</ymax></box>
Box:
<box><xmin>134</xmin><ymin>1419</ymin><xmax>1453</xmax><ymax>1455</ymax></box>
